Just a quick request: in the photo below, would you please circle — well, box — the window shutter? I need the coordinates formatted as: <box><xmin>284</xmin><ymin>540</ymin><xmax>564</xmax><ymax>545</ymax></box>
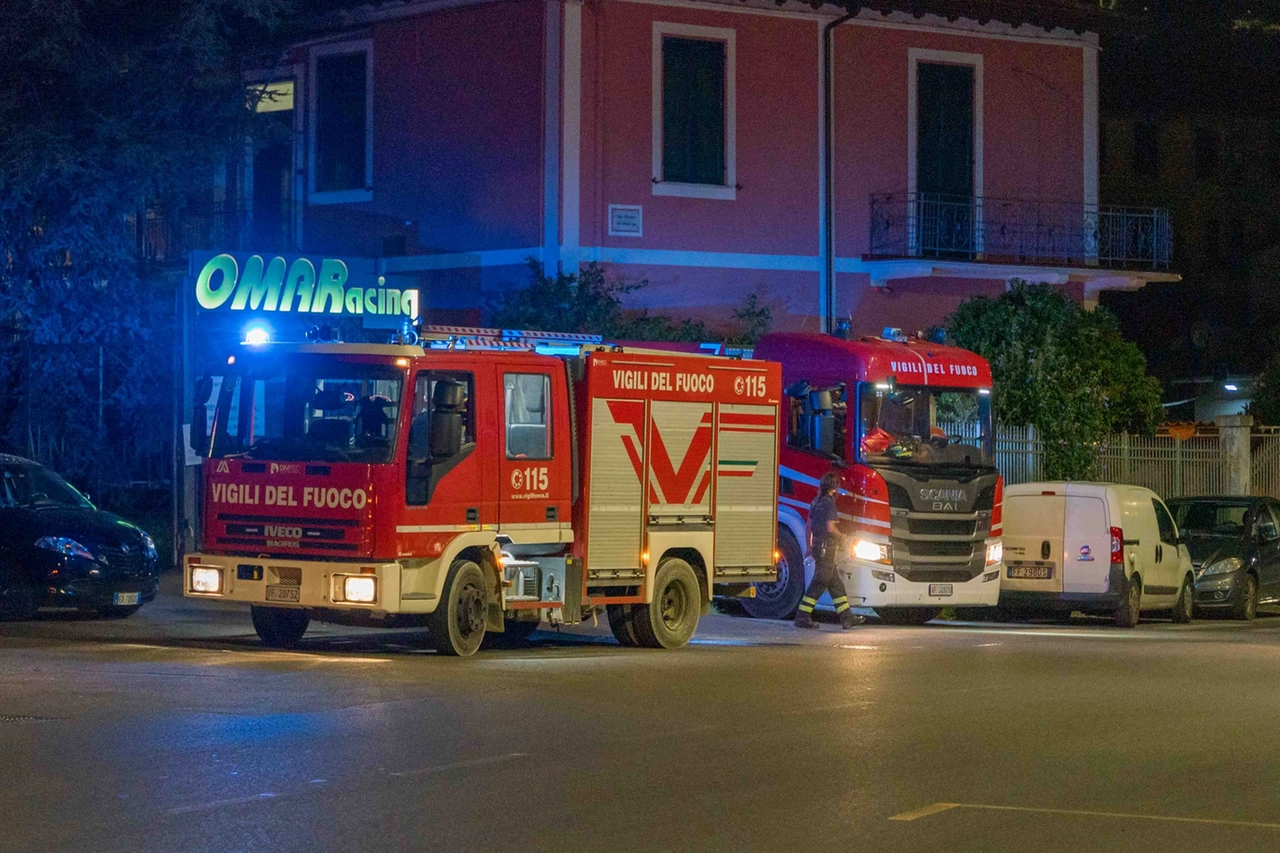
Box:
<box><xmin>662</xmin><ymin>37</ymin><xmax>726</xmax><ymax>186</ymax></box>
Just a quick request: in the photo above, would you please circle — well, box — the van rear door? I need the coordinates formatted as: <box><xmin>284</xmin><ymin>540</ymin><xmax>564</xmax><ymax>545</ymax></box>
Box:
<box><xmin>1063</xmin><ymin>494</ymin><xmax>1110</xmax><ymax>594</ymax></box>
<box><xmin>1003</xmin><ymin>493</ymin><xmax>1065</xmax><ymax>593</ymax></box>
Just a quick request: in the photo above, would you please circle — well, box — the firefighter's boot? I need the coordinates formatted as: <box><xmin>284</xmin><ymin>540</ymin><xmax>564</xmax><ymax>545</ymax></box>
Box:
<box><xmin>840</xmin><ymin>611</ymin><xmax>866</xmax><ymax>629</ymax></box>
<box><xmin>794</xmin><ymin>611</ymin><xmax>819</xmax><ymax>630</ymax></box>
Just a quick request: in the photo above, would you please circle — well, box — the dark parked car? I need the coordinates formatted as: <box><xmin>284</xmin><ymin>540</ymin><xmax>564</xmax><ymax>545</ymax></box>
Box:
<box><xmin>1166</xmin><ymin>496</ymin><xmax>1280</xmax><ymax>620</ymax></box>
<box><xmin>0</xmin><ymin>454</ymin><xmax>159</xmax><ymax>620</ymax></box>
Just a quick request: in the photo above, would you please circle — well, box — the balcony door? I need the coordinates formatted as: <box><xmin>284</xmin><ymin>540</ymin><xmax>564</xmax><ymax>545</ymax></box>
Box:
<box><xmin>916</xmin><ymin>61</ymin><xmax>975</xmax><ymax>258</ymax></box>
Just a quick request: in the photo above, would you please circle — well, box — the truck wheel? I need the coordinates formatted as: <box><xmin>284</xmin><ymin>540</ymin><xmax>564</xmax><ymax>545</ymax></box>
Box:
<box><xmin>1171</xmin><ymin>575</ymin><xmax>1194</xmax><ymax>624</ymax></box>
<box><xmin>1114</xmin><ymin>575</ymin><xmax>1141</xmax><ymax>628</ymax></box>
<box><xmin>1231</xmin><ymin>574</ymin><xmax>1258</xmax><ymax>621</ymax></box>
<box><xmin>251</xmin><ymin>605</ymin><xmax>310</xmax><ymax>648</ymax></box>
<box><xmin>429</xmin><ymin>559</ymin><xmax>487</xmax><ymax>656</ymax></box>
<box><xmin>632</xmin><ymin>558</ymin><xmax>701</xmax><ymax>649</ymax></box>
<box><xmin>875</xmin><ymin>607</ymin><xmax>941</xmax><ymax>626</ymax></box>
<box><xmin>607</xmin><ymin>604</ymin><xmax>640</xmax><ymax>647</ymax></box>
<box><xmin>742</xmin><ymin>527</ymin><xmax>805</xmax><ymax>620</ymax></box>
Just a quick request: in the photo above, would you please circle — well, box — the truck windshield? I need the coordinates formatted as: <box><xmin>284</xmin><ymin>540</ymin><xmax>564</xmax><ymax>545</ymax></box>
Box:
<box><xmin>859</xmin><ymin>384</ymin><xmax>994</xmax><ymax>468</ymax></box>
<box><xmin>210</xmin><ymin>357</ymin><xmax>404</xmax><ymax>464</ymax></box>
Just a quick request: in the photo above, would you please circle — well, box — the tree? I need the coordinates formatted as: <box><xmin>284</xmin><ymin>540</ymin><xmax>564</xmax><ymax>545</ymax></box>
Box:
<box><xmin>492</xmin><ymin>260</ymin><xmax>771</xmax><ymax>344</ymax></box>
<box><xmin>0</xmin><ymin>1</ymin><xmax>289</xmax><ymax>489</ymax></box>
<box><xmin>1247</xmin><ymin>343</ymin><xmax>1280</xmax><ymax>425</ymax></box>
<box><xmin>947</xmin><ymin>282</ymin><xmax>1163</xmax><ymax>478</ymax></box>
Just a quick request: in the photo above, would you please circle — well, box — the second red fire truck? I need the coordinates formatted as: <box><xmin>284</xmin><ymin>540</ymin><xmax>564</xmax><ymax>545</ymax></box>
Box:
<box><xmin>184</xmin><ymin>327</ymin><xmax>781</xmax><ymax>655</ymax></box>
<box><xmin>748</xmin><ymin>329</ymin><xmax>1004</xmax><ymax>624</ymax></box>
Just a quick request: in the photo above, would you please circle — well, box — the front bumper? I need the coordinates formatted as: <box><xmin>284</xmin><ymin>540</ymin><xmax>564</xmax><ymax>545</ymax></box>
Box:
<box><xmin>1193</xmin><ymin>572</ymin><xmax>1242</xmax><ymax>609</ymax></box>
<box><xmin>44</xmin><ymin>576</ymin><xmax>159</xmax><ymax>609</ymax></box>
<box><xmin>839</xmin><ymin>558</ymin><xmax>1002</xmax><ymax>608</ymax></box>
<box><xmin>183</xmin><ymin>554</ymin><xmax>409</xmax><ymax>614</ymax></box>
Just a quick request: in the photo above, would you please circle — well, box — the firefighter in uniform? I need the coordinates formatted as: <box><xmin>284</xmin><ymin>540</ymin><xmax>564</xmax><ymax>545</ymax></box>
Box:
<box><xmin>795</xmin><ymin>471</ymin><xmax>864</xmax><ymax>630</ymax></box>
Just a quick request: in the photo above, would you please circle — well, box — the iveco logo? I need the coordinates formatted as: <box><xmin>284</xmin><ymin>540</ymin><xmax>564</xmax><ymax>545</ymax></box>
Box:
<box><xmin>919</xmin><ymin>488</ymin><xmax>967</xmax><ymax>502</ymax></box>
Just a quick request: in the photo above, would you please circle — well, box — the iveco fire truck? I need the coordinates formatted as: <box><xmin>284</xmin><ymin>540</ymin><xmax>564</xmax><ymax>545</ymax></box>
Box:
<box><xmin>184</xmin><ymin>326</ymin><xmax>781</xmax><ymax>655</ymax></box>
<box><xmin>746</xmin><ymin>329</ymin><xmax>1003</xmax><ymax>624</ymax></box>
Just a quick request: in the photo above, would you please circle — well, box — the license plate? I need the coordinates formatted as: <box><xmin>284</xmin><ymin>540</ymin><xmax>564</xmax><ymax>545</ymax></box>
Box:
<box><xmin>928</xmin><ymin>583</ymin><xmax>953</xmax><ymax>597</ymax></box>
<box><xmin>266</xmin><ymin>585</ymin><xmax>300</xmax><ymax>603</ymax></box>
<box><xmin>1008</xmin><ymin>564</ymin><xmax>1054</xmax><ymax>580</ymax></box>
<box><xmin>113</xmin><ymin>591</ymin><xmax>140</xmax><ymax>606</ymax></box>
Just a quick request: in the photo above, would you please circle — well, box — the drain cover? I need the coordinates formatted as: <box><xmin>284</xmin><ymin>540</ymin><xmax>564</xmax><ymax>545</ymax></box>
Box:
<box><xmin>0</xmin><ymin>715</ymin><xmax>55</xmax><ymax>723</ymax></box>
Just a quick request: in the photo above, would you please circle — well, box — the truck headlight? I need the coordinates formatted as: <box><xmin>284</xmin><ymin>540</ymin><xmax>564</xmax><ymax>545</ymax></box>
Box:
<box><xmin>851</xmin><ymin>538</ymin><xmax>892</xmax><ymax>565</ymax></box>
<box><xmin>986</xmin><ymin>542</ymin><xmax>1003</xmax><ymax>565</ymax></box>
<box><xmin>344</xmin><ymin>576</ymin><xmax>377</xmax><ymax>603</ymax></box>
<box><xmin>190</xmin><ymin>567</ymin><xmax>222</xmax><ymax>593</ymax></box>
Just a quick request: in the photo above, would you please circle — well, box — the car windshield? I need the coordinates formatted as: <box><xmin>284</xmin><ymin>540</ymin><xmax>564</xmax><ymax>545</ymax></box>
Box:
<box><xmin>859</xmin><ymin>384</ymin><xmax>994</xmax><ymax>468</ymax></box>
<box><xmin>207</xmin><ymin>356</ymin><xmax>404</xmax><ymax>464</ymax></box>
<box><xmin>0</xmin><ymin>464</ymin><xmax>93</xmax><ymax>509</ymax></box>
<box><xmin>1169</xmin><ymin>501</ymin><xmax>1250</xmax><ymax>536</ymax></box>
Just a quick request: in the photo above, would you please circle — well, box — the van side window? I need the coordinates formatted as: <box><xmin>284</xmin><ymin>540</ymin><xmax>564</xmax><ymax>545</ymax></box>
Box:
<box><xmin>1152</xmin><ymin>499</ymin><xmax>1178</xmax><ymax>545</ymax></box>
<box><xmin>1257</xmin><ymin>506</ymin><xmax>1279</xmax><ymax>542</ymax></box>
<box><xmin>785</xmin><ymin>384</ymin><xmax>846</xmax><ymax>460</ymax></box>
<box><xmin>504</xmin><ymin>373</ymin><xmax>552</xmax><ymax>460</ymax></box>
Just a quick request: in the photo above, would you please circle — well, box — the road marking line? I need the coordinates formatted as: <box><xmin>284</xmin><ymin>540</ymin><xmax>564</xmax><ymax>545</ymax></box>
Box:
<box><xmin>890</xmin><ymin>803</ymin><xmax>960</xmax><ymax>821</ymax></box>
<box><xmin>890</xmin><ymin>802</ymin><xmax>1280</xmax><ymax>830</ymax></box>
<box><xmin>387</xmin><ymin>752</ymin><xmax>527</xmax><ymax>777</ymax></box>
<box><xmin>168</xmin><ymin>793</ymin><xmax>277</xmax><ymax>815</ymax></box>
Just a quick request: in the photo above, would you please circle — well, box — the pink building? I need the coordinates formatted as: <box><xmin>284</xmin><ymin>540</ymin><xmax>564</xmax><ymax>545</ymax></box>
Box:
<box><xmin>228</xmin><ymin>0</ymin><xmax>1177</xmax><ymax>334</ymax></box>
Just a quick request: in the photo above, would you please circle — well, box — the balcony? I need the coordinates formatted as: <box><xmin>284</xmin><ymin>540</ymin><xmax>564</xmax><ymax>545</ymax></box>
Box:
<box><xmin>867</xmin><ymin>192</ymin><xmax>1173</xmax><ymax>271</ymax></box>
<box><xmin>129</xmin><ymin>207</ymin><xmax>296</xmax><ymax>267</ymax></box>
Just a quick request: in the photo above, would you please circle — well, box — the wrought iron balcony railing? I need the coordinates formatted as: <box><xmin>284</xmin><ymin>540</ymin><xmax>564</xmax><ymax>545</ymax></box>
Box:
<box><xmin>868</xmin><ymin>192</ymin><xmax>1172</xmax><ymax>271</ymax></box>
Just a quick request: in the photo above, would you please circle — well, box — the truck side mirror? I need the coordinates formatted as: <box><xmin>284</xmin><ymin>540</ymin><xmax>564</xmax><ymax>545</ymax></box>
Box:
<box><xmin>190</xmin><ymin>376</ymin><xmax>214</xmax><ymax>453</ymax></box>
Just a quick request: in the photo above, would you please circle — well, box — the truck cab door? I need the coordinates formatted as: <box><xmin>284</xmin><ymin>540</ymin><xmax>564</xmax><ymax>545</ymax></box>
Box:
<box><xmin>498</xmin><ymin>369</ymin><xmax>572</xmax><ymax>535</ymax></box>
<box><xmin>401</xmin><ymin>368</ymin><xmax>492</xmax><ymax>550</ymax></box>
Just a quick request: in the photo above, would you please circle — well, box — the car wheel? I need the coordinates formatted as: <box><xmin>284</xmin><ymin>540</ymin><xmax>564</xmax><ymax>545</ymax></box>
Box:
<box><xmin>631</xmin><ymin>558</ymin><xmax>701</xmax><ymax>649</ymax></box>
<box><xmin>0</xmin><ymin>581</ymin><xmax>38</xmax><ymax>622</ymax></box>
<box><xmin>742</xmin><ymin>527</ymin><xmax>806</xmax><ymax>620</ymax></box>
<box><xmin>428</xmin><ymin>559</ymin><xmax>487</xmax><ymax>656</ymax></box>
<box><xmin>1171</xmin><ymin>575</ymin><xmax>1194</xmax><ymax>624</ymax></box>
<box><xmin>1231</xmin><ymin>573</ymin><xmax>1259</xmax><ymax>621</ymax></box>
<box><xmin>607</xmin><ymin>604</ymin><xmax>640</xmax><ymax>647</ymax></box>
<box><xmin>250</xmin><ymin>605</ymin><xmax>311</xmax><ymax>649</ymax></box>
<box><xmin>97</xmin><ymin>605</ymin><xmax>141</xmax><ymax>620</ymax></box>
<box><xmin>875</xmin><ymin>607</ymin><xmax>942</xmax><ymax>626</ymax></box>
<box><xmin>1114</xmin><ymin>574</ymin><xmax>1141</xmax><ymax>628</ymax></box>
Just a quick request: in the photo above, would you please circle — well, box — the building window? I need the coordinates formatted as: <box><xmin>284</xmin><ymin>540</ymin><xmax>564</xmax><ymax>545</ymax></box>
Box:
<box><xmin>1133</xmin><ymin>121</ymin><xmax>1159</xmax><ymax>178</ymax></box>
<box><xmin>309</xmin><ymin>43</ymin><xmax>372</xmax><ymax>204</ymax></box>
<box><xmin>1194</xmin><ymin>127</ymin><xmax>1218</xmax><ymax>180</ymax></box>
<box><xmin>652</xmin><ymin>23</ymin><xmax>736</xmax><ymax>200</ymax></box>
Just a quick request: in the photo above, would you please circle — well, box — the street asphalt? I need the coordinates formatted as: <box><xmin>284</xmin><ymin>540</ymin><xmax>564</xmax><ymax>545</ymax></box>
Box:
<box><xmin>4</xmin><ymin>572</ymin><xmax>1280</xmax><ymax>852</ymax></box>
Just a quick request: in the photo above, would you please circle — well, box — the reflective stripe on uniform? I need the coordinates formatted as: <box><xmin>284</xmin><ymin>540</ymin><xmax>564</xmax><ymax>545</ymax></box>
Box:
<box><xmin>799</xmin><ymin>595</ymin><xmax>818</xmax><ymax>614</ymax></box>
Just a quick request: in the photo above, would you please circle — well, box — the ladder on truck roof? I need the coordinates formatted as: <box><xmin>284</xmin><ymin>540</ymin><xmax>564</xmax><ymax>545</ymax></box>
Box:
<box><xmin>416</xmin><ymin>325</ymin><xmax>606</xmax><ymax>354</ymax></box>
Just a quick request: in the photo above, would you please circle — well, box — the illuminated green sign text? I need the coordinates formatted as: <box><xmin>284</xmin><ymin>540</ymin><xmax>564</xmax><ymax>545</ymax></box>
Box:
<box><xmin>195</xmin><ymin>253</ymin><xmax>418</xmax><ymax>319</ymax></box>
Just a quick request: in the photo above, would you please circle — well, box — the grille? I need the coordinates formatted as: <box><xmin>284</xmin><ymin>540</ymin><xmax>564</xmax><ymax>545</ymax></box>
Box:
<box><xmin>903</xmin><ymin>540</ymin><xmax>974</xmax><ymax>558</ymax></box>
<box><xmin>907</xmin><ymin>517</ymin><xmax>977</xmax><ymax>537</ymax></box>
<box><xmin>102</xmin><ymin>548</ymin><xmax>144</xmax><ymax>577</ymax></box>
<box><xmin>897</xmin><ymin>568</ymin><xmax>975</xmax><ymax>584</ymax></box>
<box><xmin>272</xmin><ymin>566</ymin><xmax>302</xmax><ymax>586</ymax></box>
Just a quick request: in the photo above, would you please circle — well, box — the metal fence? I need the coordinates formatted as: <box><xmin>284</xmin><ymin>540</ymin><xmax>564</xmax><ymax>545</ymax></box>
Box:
<box><xmin>941</xmin><ymin>424</ymin><xmax>1270</xmax><ymax>499</ymax></box>
<box><xmin>868</xmin><ymin>192</ymin><xmax>1173</xmax><ymax>271</ymax></box>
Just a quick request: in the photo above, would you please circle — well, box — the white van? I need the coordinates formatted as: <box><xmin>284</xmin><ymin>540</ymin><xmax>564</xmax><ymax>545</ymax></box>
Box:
<box><xmin>1000</xmin><ymin>482</ymin><xmax>1195</xmax><ymax>626</ymax></box>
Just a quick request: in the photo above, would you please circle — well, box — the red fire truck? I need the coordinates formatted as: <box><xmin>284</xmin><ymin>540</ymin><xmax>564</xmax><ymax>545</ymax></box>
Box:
<box><xmin>746</xmin><ymin>329</ymin><xmax>1003</xmax><ymax>624</ymax></box>
<box><xmin>184</xmin><ymin>327</ymin><xmax>781</xmax><ymax>655</ymax></box>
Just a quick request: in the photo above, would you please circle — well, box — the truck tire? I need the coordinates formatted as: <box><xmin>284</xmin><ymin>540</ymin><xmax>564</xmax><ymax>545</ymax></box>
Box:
<box><xmin>742</xmin><ymin>527</ymin><xmax>805</xmax><ymax>620</ymax></box>
<box><xmin>251</xmin><ymin>605</ymin><xmax>310</xmax><ymax>648</ymax></box>
<box><xmin>631</xmin><ymin>558</ymin><xmax>701</xmax><ymax>649</ymax></box>
<box><xmin>1171</xmin><ymin>575</ymin><xmax>1194</xmax><ymax>624</ymax></box>
<box><xmin>428</xmin><ymin>559</ymin><xmax>487</xmax><ymax>656</ymax></box>
<box><xmin>875</xmin><ymin>607</ymin><xmax>942</xmax><ymax>626</ymax></box>
<box><xmin>607</xmin><ymin>604</ymin><xmax>640</xmax><ymax>647</ymax></box>
<box><xmin>1114</xmin><ymin>574</ymin><xmax>1141</xmax><ymax>628</ymax></box>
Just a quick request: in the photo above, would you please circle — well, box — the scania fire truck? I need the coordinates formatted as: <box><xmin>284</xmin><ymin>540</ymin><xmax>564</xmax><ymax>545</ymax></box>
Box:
<box><xmin>184</xmin><ymin>327</ymin><xmax>781</xmax><ymax>655</ymax></box>
<box><xmin>746</xmin><ymin>329</ymin><xmax>1003</xmax><ymax>625</ymax></box>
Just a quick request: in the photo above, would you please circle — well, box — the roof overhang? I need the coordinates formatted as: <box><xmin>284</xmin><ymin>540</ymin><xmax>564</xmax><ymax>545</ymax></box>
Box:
<box><xmin>843</xmin><ymin>257</ymin><xmax>1180</xmax><ymax>297</ymax></box>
